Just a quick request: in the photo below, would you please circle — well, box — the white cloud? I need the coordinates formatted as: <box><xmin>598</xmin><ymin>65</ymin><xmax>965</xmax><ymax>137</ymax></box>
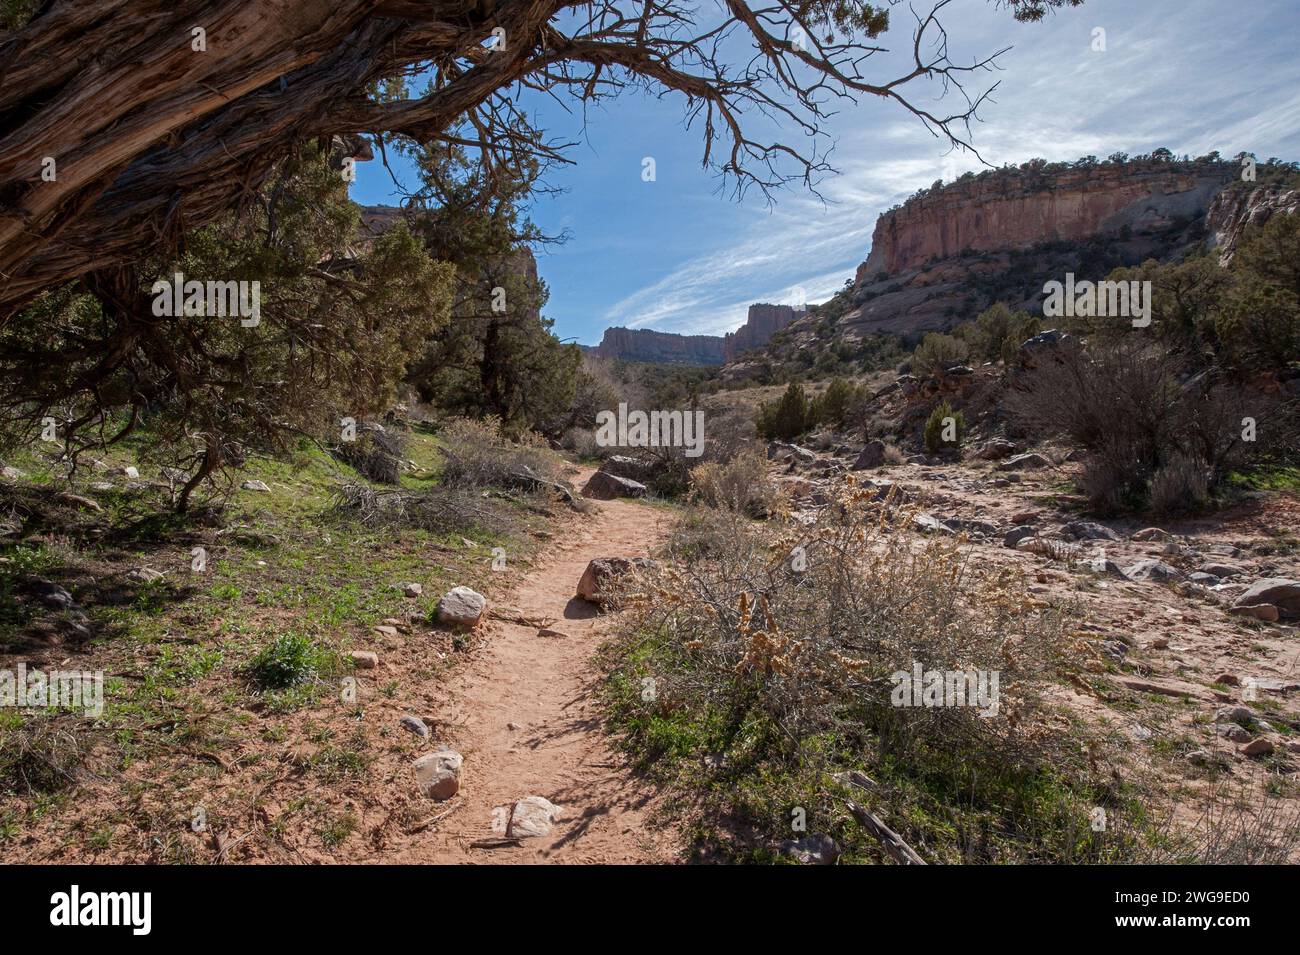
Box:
<box><xmin>564</xmin><ymin>0</ymin><xmax>1300</xmax><ymax>340</ymax></box>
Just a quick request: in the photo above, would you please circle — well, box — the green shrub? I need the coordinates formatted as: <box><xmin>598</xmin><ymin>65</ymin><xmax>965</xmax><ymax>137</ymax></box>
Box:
<box><xmin>248</xmin><ymin>633</ymin><xmax>336</xmax><ymax>690</ymax></box>
<box><xmin>756</xmin><ymin>382</ymin><xmax>812</xmax><ymax>441</ymax></box>
<box><xmin>924</xmin><ymin>401</ymin><xmax>965</xmax><ymax>453</ymax></box>
<box><xmin>912</xmin><ymin>333</ymin><xmax>968</xmax><ymax>377</ymax></box>
<box><xmin>808</xmin><ymin>377</ymin><xmax>857</xmax><ymax>430</ymax></box>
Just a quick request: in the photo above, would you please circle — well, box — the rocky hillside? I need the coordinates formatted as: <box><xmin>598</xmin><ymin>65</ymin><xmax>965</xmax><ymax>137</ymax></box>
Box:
<box><xmin>724</xmin><ymin>156</ymin><xmax>1300</xmax><ymax>381</ymax></box>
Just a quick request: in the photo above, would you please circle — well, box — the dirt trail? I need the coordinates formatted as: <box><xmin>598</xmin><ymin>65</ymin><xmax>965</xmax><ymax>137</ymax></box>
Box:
<box><xmin>389</xmin><ymin>470</ymin><xmax>678</xmax><ymax>864</ymax></box>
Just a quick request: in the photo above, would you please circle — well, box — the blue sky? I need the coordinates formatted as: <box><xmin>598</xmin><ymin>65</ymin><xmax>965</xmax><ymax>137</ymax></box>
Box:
<box><xmin>350</xmin><ymin>0</ymin><xmax>1300</xmax><ymax>345</ymax></box>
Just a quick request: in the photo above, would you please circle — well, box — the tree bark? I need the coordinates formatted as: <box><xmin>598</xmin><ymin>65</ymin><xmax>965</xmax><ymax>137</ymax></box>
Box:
<box><xmin>0</xmin><ymin>0</ymin><xmax>1015</xmax><ymax>317</ymax></box>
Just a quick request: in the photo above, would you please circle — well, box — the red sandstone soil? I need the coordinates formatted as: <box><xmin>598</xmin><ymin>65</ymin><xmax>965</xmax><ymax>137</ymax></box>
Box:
<box><xmin>379</xmin><ymin>469</ymin><xmax>680</xmax><ymax>864</ymax></box>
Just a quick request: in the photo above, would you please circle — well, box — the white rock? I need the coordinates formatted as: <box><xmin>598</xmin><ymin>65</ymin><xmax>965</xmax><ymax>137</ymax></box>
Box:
<box><xmin>413</xmin><ymin>749</ymin><xmax>462</xmax><ymax>800</ymax></box>
<box><xmin>780</xmin><ymin>833</ymin><xmax>840</xmax><ymax>864</ymax></box>
<box><xmin>436</xmin><ymin>586</ymin><xmax>486</xmax><ymax>627</ymax></box>
<box><xmin>1122</xmin><ymin>559</ymin><xmax>1181</xmax><ymax>583</ymax></box>
<box><xmin>508</xmin><ymin>795</ymin><xmax>562</xmax><ymax>838</ymax></box>
<box><xmin>241</xmin><ymin>479</ymin><xmax>270</xmax><ymax>492</ymax></box>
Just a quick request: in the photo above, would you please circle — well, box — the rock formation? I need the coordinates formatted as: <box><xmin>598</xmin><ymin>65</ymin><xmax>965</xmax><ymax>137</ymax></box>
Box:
<box><xmin>723</xmin><ymin>304</ymin><xmax>806</xmax><ymax>362</ymax></box>
<box><xmin>1204</xmin><ymin>183</ymin><xmax>1300</xmax><ymax>264</ymax></box>
<box><xmin>589</xmin><ymin>302</ymin><xmax>805</xmax><ymax>365</ymax></box>
<box><xmin>857</xmin><ymin>162</ymin><xmax>1232</xmax><ymax>279</ymax></box>
<box><xmin>592</xmin><ymin>326</ymin><xmax>726</xmax><ymax>365</ymax></box>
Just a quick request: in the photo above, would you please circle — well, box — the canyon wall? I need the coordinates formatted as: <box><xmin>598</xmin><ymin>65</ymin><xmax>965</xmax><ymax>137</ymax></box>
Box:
<box><xmin>722</xmin><ymin>158</ymin><xmax>1286</xmax><ymax>378</ymax></box>
<box><xmin>723</xmin><ymin>304</ymin><xmax>805</xmax><ymax>362</ymax></box>
<box><xmin>858</xmin><ymin>162</ymin><xmax>1233</xmax><ymax>281</ymax></box>
<box><xmin>592</xmin><ymin>326</ymin><xmax>727</xmax><ymax>364</ymax></box>
<box><xmin>1204</xmin><ymin>183</ymin><xmax>1300</xmax><ymax>264</ymax></box>
<box><xmin>591</xmin><ymin>303</ymin><xmax>805</xmax><ymax>365</ymax></box>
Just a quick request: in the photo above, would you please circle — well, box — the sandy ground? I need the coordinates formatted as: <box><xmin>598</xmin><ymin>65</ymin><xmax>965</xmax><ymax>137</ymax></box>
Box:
<box><xmin>380</xmin><ymin>470</ymin><xmax>680</xmax><ymax>864</ymax></box>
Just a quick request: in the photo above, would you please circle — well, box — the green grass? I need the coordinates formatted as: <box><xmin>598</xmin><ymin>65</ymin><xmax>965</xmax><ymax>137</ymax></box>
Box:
<box><xmin>247</xmin><ymin>632</ymin><xmax>339</xmax><ymax>691</ymax></box>
<box><xmin>1227</xmin><ymin>465</ymin><xmax>1300</xmax><ymax>493</ymax></box>
<box><xmin>0</xmin><ymin>422</ymin><xmax>556</xmax><ymax>858</ymax></box>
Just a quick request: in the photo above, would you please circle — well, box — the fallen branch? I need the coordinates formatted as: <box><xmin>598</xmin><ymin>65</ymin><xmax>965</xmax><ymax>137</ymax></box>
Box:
<box><xmin>845</xmin><ymin>800</ymin><xmax>927</xmax><ymax>865</ymax></box>
<box><xmin>405</xmin><ymin>798</ymin><xmax>463</xmax><ymax>835</ymax></box>
<box><xmin>489</xmin><ymin>607</ymin><xmax>555</xmax><ymax>628</ymax></box>
<box><xmin>508</xmin><ymin>469</ymin><xmax>581</xmax><ymax>510</ymax></box>
<box><xmin>469</xmin><ymin>837</ymin><xmax>522</xmax><ymax>849</ymax></box>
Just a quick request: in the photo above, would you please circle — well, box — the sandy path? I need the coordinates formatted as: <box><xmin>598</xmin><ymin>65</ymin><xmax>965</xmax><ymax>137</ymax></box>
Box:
<box><xmin>389</xmin><ymin>472</ymin><xmax>678</xmax><ymax>864</ymax></box>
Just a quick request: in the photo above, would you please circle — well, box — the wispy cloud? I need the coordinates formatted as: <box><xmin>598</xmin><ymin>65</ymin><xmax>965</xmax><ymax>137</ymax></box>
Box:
<box><xmin>521</xmin><ymin>0</ymin><xmax>1300</xmax><ymax>342</ymax></box>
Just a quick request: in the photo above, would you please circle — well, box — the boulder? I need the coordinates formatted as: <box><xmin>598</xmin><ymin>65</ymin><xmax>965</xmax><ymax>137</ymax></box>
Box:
<box><xmin>1079</xmin><ymin>557</ymin><xmax>1128</xmax><ymax>579</ymax></box>
<box><xmin>1060</xmin><ymin>520</ymin><xmax>1119</xmax><ymax>542</ymax></box>
<box><xmin>1232</xmin><ymin>578</ymin><xmax>1300</xmax><ymax>619</ymax></box>
<box><xmin>0</xmin><ymin>465</ymin><xmax>25</xmax><ymax>480</ymax></box>
<box><xmin>127</xmin><ymin>567</ymin><xmax>164</xmax><ymax>583</ymax></box>
<box><xmin>1241</xmin><ymin>738</ymin><xmax>1274</xmax><ymax>758</ymax></box>
<box><xmin>399</xmin><ymin>715</ymin><xmax>430</xmax><ymax>738</ymax></box>
<box><xmin>1215</xmin><ymin>706</ymin><xmax>1254</xmax><ymax>726</ymax></box>
<box><xmin>348</xmin><ymin>650</ymin><xmax>379</xmax><ymax>669</ymax></box>
<box><xmin>996</xmin><ymin>452</ymin><xmax>1052</xmax><ymax>471</ymax></box>
<box><xmin>395</xmin><ymin>581</ymin><xmax>423</xmax><ymax>598</ymax></box>
<box><xmin>767</xmin><ymin>442</ymin><xmax>816</xmax><ymax>465</ymax></box>
<box><xmin>911</xmin><ymin>513</ymin><xmax>948</xmax><ymax>535</ymax></box>
<box><xmin>1198</xmin><ymin>562</ymin><xmax>1246</xmax><ymax>579</ymax></box>
<box><xmin>852</xmin><ymin>440</ymin><xmax>886</xmax><ymax>470</ymax></box>
<box><xmin>1122</xmin><ymin>559</ymin><xmax>1182</xmax><ymax>583</ymax></box>
<box><xmin>779</xmin><ymin>833</ymin><xmax>840</xmax><ymax>865</ymax></box>
<box><xmin>507</xmin><ymin>796</ymin><xmax>562</xmax><ymax>838</ymax></box>
<box><xmin>576</xmin><ymin>557</ymin><xmax>657</xmax><ymax>607</ymax></box>
<box><xmin>435</xmin><ymin>586</ymin><xmax>486</xmax><ymax>627</ymax></box>
<box><xmin>413</xmin><ymin>749</ymin><xmax>463</xmax><ymax>800</ymax></box>
<box><xmin>1228</xmin><ymin>603</ymin><xmax>1280</xmax><ymax>622</ymax></box>
<box><xmin>975</xmin><ymin>439</ymin><xmax>1017</xmax><ymax>461</ymax></box>
<box><xmin>599</xmin><ymin>454</ymin><xmax>657</xmax><ymax>483</ymax></box>
<box><xmin>1003</xmin><ymin>525</ymin><xmax>1038</xmax><ymax>549</ymax></box>
<box><xmin>582</xmin><ymin>470</ymin><xmax>647</xmax><ymax>500</ymax></box>
<box><xmin>241</xmin><ymin>479</ymin><xmax>270</xmax><ymax>492</ymax></box>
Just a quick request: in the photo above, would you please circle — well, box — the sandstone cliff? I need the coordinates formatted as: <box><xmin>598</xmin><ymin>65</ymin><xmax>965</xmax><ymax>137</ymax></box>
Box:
<box><xmin>723</xmin><ymin>304</ymin><xmax>805</xmax><ymax>362</ymax></box>
<box><xmin>826</xmin><ymin>160</ymin><xmax>1241</xmax><ymax>341</ymax></box>
<box><xmin>1205</xmin><ymin>183</ymin><xmax>1300</xmax><ymax>264</ymax></box>
<box><xmin>859</xmin><ymin>162</ymin><xmax>1232</xmax><ymax>280</ymax></box>
<box><xmin>591</xmin><ymin>303</ymin><xmax>806</xmax><ymax>365</ymax></box>
<box><xmin>592</xmin><ymin>326</ymin><xmax>726</xmax><ymax>365</ymax></box>
<box><xmin>721</xmin><ymin>157</ymin><xmax>1300</xmax><ymax>381</ymax></box>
